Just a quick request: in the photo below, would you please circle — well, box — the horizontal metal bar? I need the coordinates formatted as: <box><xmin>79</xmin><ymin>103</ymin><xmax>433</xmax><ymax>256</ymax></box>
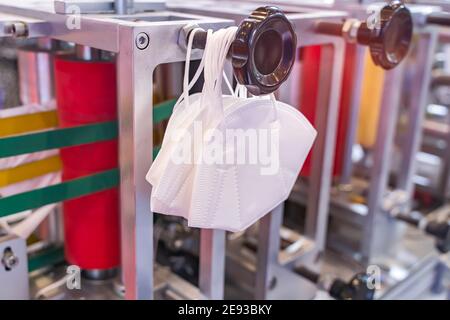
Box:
<box><xmin>54</xmin><ymin>0</ymin><xmax>166</xmax><ymax>15</ymax></box>
<box><xmin>0</xmin><ymin>168</ymin><xmax>119</xmax><ymax>217</ymax></box>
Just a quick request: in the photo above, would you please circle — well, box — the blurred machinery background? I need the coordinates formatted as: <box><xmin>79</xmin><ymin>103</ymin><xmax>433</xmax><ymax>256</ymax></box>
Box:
<box><xmin>0</xmin><ymin>0</ymin><xmax>449</xmax><ymax>300</ymax></box>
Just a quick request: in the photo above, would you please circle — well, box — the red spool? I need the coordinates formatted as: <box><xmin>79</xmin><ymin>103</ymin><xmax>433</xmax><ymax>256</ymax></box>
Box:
<box><xmin>54</xmin><ymin>56</ymin><xmax>120</xmax><ymax>270</ymax></box>
<box><xmin>298</xmin><ymin>45</ymin><xmax>356</xmax><ymax>178</ymax></box>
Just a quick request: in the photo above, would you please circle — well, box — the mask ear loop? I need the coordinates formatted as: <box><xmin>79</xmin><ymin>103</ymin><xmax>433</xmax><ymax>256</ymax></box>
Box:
<box><xmin>173</xmin><ymin>28</ymin><xmax>210</xmax><ymax>112</ymax></box>
<box><xmin>202</xmin><ymin>27</ymin><xmax>237</xmax><ymax>122</ymax></box>
<box><xmin>269</xmin><ymin>93</ymin><xmax>278</xmax><ymax>122</ymax></box>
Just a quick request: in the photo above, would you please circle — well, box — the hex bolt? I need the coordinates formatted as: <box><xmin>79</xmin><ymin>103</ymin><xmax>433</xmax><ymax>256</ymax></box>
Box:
<box><xmin>2</xmin><ymin>248</ymin><xmax>19</xmax><ymax>271</ymax></box>
<box><xmin>135</xmin><ymin>32</ymin><xmax>150</xmax><ymax>50</ymax></box>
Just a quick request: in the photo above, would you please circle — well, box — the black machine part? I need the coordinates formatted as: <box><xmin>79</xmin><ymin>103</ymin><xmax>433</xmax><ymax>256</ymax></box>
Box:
<box><xmin>395</xmin><ymin>212</ymin><xmax>450</xmax><ymax>253</ymax></box>
<box><xmin>315</xmin><ymin>1</ymin><xmax>413</xmax><ymax>70</ymax></box>
<box><xmin>231</xmin><ymin>6</ymin><xmax>297</xmax><ymax>96</ymax></box>
<box><xmin>295</xmin><ymin>266</ymin><xmax>375</xmax><ymax>300</ymax></box>
<box><xmin>188</xmin><ymin>6</ymin><xmax>297</xmax><ymax>96</ymax></box>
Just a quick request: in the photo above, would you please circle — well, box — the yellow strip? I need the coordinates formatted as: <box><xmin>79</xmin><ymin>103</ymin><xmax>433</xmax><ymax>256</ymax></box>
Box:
<box><xmin>0</xmin><ymin>156</ymin><xmax>61</xmax><ymax>187</ymax></box>
<box><xmin>357</xmin><ymin>49</ymin><xmax>386</xmax><ymax>148</ymax></box>
<box><xmin>0</xmin><ymin>111</ymin><xmax>58</xmax><ymax>138</ymax></box>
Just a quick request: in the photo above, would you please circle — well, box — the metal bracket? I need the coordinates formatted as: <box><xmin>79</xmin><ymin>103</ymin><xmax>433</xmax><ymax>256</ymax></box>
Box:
<box><xmin>0</xmin><ymin>13</ymin><xmax>51</xmax><ymax>38</ymax></box>
<box><xmin>54</xmin><ymin>0</ymin><xmax>166</xmax><ymax>15</ymax></box>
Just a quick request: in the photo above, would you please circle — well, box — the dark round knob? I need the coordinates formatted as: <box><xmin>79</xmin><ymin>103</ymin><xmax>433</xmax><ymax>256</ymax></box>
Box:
<box><xmin>363</xmin><ymin>1</ymin><xmax>413</xmax><ymax>70</ymax></box>
<box><xmin>425</xmin><ymin>220</ymin><xmax>450</xmax><ymax>253</ymax></box>
<box><xmin>329</xmin><ymin>273</ymin><xmax>375</xmax><ymax>300</ymax></box>
<box><xmin>231</xmin><ymin>6</ymin><xmax>297</xmax><ymax>96</ymax></box>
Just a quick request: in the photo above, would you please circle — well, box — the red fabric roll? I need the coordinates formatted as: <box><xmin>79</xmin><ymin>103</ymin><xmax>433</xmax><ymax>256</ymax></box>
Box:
<box><xmin>298</xmin><ymin>45</ymin><xmax>356</xmax><ymax>178</ymax></box>
<box><xmin>54</xmin><ymin>56</ymin><xmax>120</xmax><ymax>270</ymax></box>
<box><xmin>298</xmin><ymin>45</ymin><xmax>321</xmax><ymax>177</ymax></box>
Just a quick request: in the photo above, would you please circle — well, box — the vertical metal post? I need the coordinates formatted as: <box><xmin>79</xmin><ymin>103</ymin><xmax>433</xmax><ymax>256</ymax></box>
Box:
<box><xmin>117</xmin><ymin>26</ymin><xmax>154</xmax><ymax>300</ymax></box>
<box><xmin>439</xmin><ymin>141</ymin><xmax>450</xmax><ymax>200</ymax></box>
<box><xmin>339</xmin><ymin>45</ymin><xmax>366</xmax><ymax>185</ymax></box>
<box><xmin>75</xmin><ymin>44</ymin><xmax>100</xmax><ymax>60</ymax></box>
<box><xmin>397</xmin><ymin>31</ymin><xmax>438</xmax><ymax>198</ymax></box>
<box><xmin>199</xmin><ymin>229</ymin><xmax>226</xmax><ymax>299</ymax></box>
<box><xmin>115</xmin><ymin>0</ymin><xmax>134</xmax><ymax>15</ymax></box>
<box><xmin>254</xmin><ymin>204</ymin><xmax>284</xmax><ymax>300</ymax></box>
<box><xmin>361</xmin><ymin>64</ymin><xmax>405</xmax><ymax>264</ymax></box>
<box><xmin>305</xmin><ymin>42</ymin><xmax>344</xmax><ymax>252</ymax></box>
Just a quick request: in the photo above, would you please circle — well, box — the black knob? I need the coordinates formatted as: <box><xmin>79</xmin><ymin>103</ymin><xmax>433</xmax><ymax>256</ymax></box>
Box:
<box><xmin>329</xmin><ymin>273</ymin><xmax>375</xmax><ymax>300</ymax></box>
<box><xmin>425</xmin><ymin>220</ymin><xmax>450</xmax><ymax>253</ymax></box>
<box><xmin>365</xmin><ymin>1</ymin><xmax>413</xmax><ymax>70</ymax></box>
<box><xmin>231</xmin><ymin>6</ymin><xmax>297</xmax><ymax>96</ymax></box>
<box><xmin>315</xmin><ymin>1</ymin><xmax>413</xmax><ymax>70</ymax></box>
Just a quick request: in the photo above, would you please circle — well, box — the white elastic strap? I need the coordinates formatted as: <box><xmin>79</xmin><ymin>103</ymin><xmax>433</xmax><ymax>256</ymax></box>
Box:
<box><xmin>202</xmin><ymin>27</ymin><xmax>238</xmax><ymax>120</ymax></box>
<box><xmin>174</xmin><ymin>28</ymin><xmax>210</xmax><ymax>112</ymax></box>
<box><xmin>236</xmin><ymin>84</ymin><xmax>248</xmax><ymax>98</ymax></box>
<box><xmin>181</xmin><ymin>28</ymin><xmax>201</xmax><ymax>109</ymax></box>
<box><xmin>269</xmin><ymin>93</ymin><xmax>278</xmax><ymax>121</ymax></box>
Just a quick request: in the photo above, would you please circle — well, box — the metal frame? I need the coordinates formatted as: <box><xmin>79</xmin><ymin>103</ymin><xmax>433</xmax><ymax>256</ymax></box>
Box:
<box><xmin>231</xmin><ymin>1</ymin><xmax>449</xmax><ymax>299</ymax></box>
<box><xmin>0</xmin><ymin>0</ymin><xmax>233</xmax><ymax>300</ymax></box>
<box><xmin>254</xmin><ymin>0</ymin><xmax>444</xmax><ymax>260</ymax></box>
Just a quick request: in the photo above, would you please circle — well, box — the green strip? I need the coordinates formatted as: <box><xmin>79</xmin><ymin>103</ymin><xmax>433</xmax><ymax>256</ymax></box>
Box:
<box><xmin>0</xmin><ymin>169</ymin><xmax>119</xmax><ymax>217</ymax></box>
<box><xmin>0</xmin><ymin>99</ymin><xmax>175</xmax><ymax>159</ymax></box>
<box><xmin>0</xmin><ymin>121</ymin><xmax>118</xmax><ymax>158</ymax></box>
<box><xmin>28</xmin><ymin>246</ymin><xmax>65</xmax><ymax>273</ymax></box>
<box><xmin>153</xmin><ymin>98</ymin><xmax>177</xmax><ymax>124</ymax></box>
<box><xmin>153</xmin><ymin>145</ymin><xmax>161</xmax><ymax>160</ymax></box>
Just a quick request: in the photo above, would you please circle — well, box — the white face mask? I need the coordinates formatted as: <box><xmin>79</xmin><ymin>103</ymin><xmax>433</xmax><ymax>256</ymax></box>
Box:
<box><xmin>146</xmin><ymin>26</ymin><xmax>316</xmax><ymax>232</ymax></box>
<box><xmin>187</xmin><ymin>96</ymin><xmax>316</xmax><ymax>232</ymax></box>
<box><xmin>147</xmin><ymin>28</ymin><xmax>235</xmax><ymax>219</ymax></box>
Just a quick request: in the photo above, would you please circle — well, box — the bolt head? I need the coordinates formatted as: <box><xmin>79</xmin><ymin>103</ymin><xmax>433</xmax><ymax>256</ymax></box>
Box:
<box><xmin>2</xmin><ymin>250</ymin><xmax>19</xmax><ymax>270</ymax></box>
<box><xmin>136</xmin><ymin>32</ymin><xmax>150</xmax><ymax>50</ymax></box>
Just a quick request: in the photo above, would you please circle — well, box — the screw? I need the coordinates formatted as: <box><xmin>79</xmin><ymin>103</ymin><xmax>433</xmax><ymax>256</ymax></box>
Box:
<box><xmin>136</xmin><ymin>32</ymin><xmax>150</xmax><ymax>50</ymax></box>
<box><xmin>269</xmin><ymin>276</ymin><xmax>277</xmax><ymax>290</ymax></box>
<box><xmin>2</xmin><ymin>248</ymin><xmax>19</xmax><ymax>271</ymax></box>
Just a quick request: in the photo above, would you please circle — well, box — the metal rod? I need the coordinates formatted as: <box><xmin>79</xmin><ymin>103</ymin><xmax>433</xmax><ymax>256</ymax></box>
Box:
<box><xmin>396</xmin><ymin>31</ymin><xmax>438</xmax><ymax>199</ymax></box>
<box><xmin>255</xmin><ymin>204</ymin><xmax>284</xmax><ymax>300</ymax></box>
<box><xmin>426</xmin><ymin>12</ymin><xmax>450</xmax><ymax>27</ymax></box>
<box><xmin>339</xmin><ymin>45</ymin><xmax>366</xmax><ymax>185</ymax></box>
<box><xmin>315</xmin><ymin>21</ymin><xmax>344</xmax><ymax>37</ymax></box>
<box><xmin>361</xmin><ymin>65</ymin><xmax>405</xmax><ymax>264</ymax></box>
<box><xmin>117</xmin><ymin>26</ymin><xmax>154</xmax><ymax>300</ymax></box>
<box><xmin>295</xmin><ymin>266</ymin><xmax>320</xmax><ymax>284</ymax></box>
<box><xmin>199</xmin><ymin>229</ymin><xmax>226</xmax><ymax>299</ymax></box>
<box><xmin>75</xmin><ymin>44</ymin><xmax>100</xmax><ymax>60</ymax></box>
<box><xmin>305</xmin><ymin>43</ymin><xmax>344</xmax><ymax>252</ymax></box>
<box><xmin>115</xmin><ymin>0</ymin><xmax>134</xmax><ymax>15</ymax></box>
